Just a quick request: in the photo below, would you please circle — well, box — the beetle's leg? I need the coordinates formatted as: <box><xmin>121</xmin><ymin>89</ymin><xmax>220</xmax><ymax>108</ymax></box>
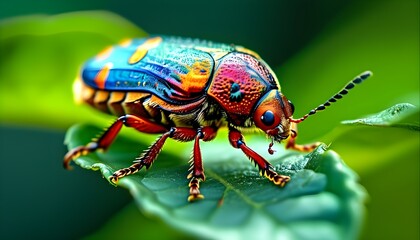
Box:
<box><xmin>109</xmin><ymin>128</ymin><xmax>174</xmax><ymax>184</ymax></box>
<box><xmin>187</xmin><ymin>129</ymin><xmax>205</xmax><ymax>202</ymax></box>
<box><xmin>228</xmin><ymin>128</ymin><xmax>290</xmax><ymax>187</ymax></box>
<box><xmin>109</xmin><ymin>125</ymin><xmax>217</xmax><ymax>202</ymax></box>
<box><xmin>286</xmin><ymin>122</ymin><xmax>320</xmax><ymax>152</ymax></box>
<box><xmin>64</xmin><ymin>114</ymin><xmax>167</xmax><ymax>169</ymax></box>
<box><xmin>187</xmin><ymin>127</ymin><xmax>218</xmax><ymax>202</ymax></box>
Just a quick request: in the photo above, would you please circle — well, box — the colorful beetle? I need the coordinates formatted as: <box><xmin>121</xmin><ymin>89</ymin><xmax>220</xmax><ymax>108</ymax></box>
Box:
<box><xmin>64</xmin><ymin>36</ymin><xmax>371</xmax><ymax>202</ymax></box>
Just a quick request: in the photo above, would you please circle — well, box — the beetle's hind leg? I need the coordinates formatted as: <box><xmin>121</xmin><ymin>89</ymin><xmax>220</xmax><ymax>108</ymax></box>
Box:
<box><xmin>64</xmin><ymin>114</ymin><xmax>167</xmax><ymax>169</ymax></box>
<box><xmin>63</xmin><ymin>120</ymin><xmax>124</xmax><ymax>170</ymax></box>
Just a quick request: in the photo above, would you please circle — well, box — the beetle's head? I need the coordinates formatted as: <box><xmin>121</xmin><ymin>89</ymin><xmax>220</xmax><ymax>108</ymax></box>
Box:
<box><xmin>252</xmin><ymin>71</ymin><xmax>373</xmax><ymax>143</ymax></box>
<box><xmin>253</xmin><ymin>90</ymin><xmax>294</xmax><ymax>142</ymax></box>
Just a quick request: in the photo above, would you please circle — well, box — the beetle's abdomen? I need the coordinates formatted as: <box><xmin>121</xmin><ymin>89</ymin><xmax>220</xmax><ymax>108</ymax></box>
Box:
<box><xmin>74</xmin><ymin>77</ymin><xmax>215</xmax><ymax>128</ymax></box>
<box><xmin>74</xmin><ymin>77</ymin><xmax>151</xmax><ymax>117</ymax></box>
<box><xmin>81</xmin><ymin>36</ymin><xmax>216</xmax><ymax>103</ymax></box>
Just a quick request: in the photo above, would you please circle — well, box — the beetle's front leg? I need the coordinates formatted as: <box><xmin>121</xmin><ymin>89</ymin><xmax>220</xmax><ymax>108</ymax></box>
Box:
<box><xmin>286</xmin><ymin>122</ymin><xmax>320</xmax><ymax>152</ymax></box>
<box><xmin>228</xmin><ymin>128</ymin><xmax>290</xmax><ymax>187</ymax></box>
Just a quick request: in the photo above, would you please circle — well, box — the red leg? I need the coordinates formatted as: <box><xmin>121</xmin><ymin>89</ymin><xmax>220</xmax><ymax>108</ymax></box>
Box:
<box><xmin>64</xmin><ymin>114</ymin><xmax>168</xmax><ymax>169</ymax></box>
<box><xmin>186</xmin><ymin>127</ymin><xmax>217</xmax><ymax>202</ymax></box>
<box><xmin>187</xmin><ymin>131</ymin><xmax>205</xmax><ymax>202</ymax></box>
<box><xmin>65</xmin><ymin>115</ymin><xmax>219</xmax><ymax>201</ymax></box>
<box><xmin>109</xmin><ymin>128</ymin><xmax>174</xmax><ymax>184</ymax></box>
<box><xmin>228</xmin><ymin>128</ymin><xmax>290</xmax><ymax>187</ymax></box>
<box><xmin>114</xmin><ymin>126</ymin><xmax>217</xmax><ymax>201</ymax></box>
<box><xmin>286</xmin><ymin>122</ymin><xmax>320</xmax><ymax>152</ymax></box>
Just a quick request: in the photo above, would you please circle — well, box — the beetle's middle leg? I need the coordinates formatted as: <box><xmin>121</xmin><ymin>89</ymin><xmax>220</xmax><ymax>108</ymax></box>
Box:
<box><xmin>187</xmin><ymin>127</ymin><xmax>217</xmax><ymax>202</ymax></box>
<box><xmin>109</xmin><ymin>126</ymin><xmax>200</xmax><ymax>184</ymax></box>
<box><xmin>109</xmin><ymin>128</ymin><xmax>174</xmax><ymax>184</ymax></box>
<box><xmin>228</xmin><ymin>127</ymin><xmax>290</xmax><ymax>187</ymax></box>
<box><xmin>108</xmin><ymin>124</ymin><xmax>218</xmax><ymax>202</ymax></box>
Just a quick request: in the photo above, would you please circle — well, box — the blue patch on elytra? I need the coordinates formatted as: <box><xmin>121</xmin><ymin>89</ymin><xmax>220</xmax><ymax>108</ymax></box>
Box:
<box><xmin>230</xmin><ymin>82</ymin><xmax>244</xmax><ymax>102</ymax></box>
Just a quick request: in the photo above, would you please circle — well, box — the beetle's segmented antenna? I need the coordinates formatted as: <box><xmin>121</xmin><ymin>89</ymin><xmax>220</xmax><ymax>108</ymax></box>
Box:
<box><xmin>290</xmin><ymin>71</ymin><xmax>372</xmax><ymax>123</ymax></box>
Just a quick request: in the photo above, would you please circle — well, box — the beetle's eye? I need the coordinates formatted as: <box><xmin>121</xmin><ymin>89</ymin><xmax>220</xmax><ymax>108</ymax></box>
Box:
<box><xmin>288</xmin><ymin>100</ymin><xmax>295</xmax><ymax>114</ymax></box>
<box><xmin>261</xmin><ymin>110</ymin><xmax>275</xmax><ymax>126</ymax></box>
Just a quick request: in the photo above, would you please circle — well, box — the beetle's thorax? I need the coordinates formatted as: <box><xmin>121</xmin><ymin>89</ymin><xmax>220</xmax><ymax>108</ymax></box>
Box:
<box><xmin>207</xmin><ymin>52</ymin><xmax>279</xmax><ymax>126</ymax></box>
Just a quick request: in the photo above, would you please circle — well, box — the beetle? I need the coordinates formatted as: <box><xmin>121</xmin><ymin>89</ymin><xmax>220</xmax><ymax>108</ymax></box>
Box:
<box><xmin>64</xmin><ymin>36</ymin><xmax>371</xmax><ymax>202</ymax></box>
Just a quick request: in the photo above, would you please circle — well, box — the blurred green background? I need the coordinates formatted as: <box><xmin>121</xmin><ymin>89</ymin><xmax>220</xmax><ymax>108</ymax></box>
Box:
<box><xmin>0</xmin><ymin>0</ymin><xmax>418</xmax><ymax>239</ymax></box>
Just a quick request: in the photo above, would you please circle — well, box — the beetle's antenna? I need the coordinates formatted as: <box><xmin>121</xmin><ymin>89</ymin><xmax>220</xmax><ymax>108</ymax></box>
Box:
<box><xmin>290</xmin><ymin>71</ymin><xmax>372</xmax><ymax>123</ymax></box>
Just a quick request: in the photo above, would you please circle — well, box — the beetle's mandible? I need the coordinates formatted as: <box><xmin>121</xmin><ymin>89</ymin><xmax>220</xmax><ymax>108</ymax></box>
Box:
<box><xmin>64</xmin><ymin>36</ymin><xmax>371</xmax><ymax>202</ymax></box>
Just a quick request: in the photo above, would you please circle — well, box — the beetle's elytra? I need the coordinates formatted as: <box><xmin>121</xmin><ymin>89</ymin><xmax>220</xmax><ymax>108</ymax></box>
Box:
<box><xmin>64</xmin><ymin>36</ymin><xmax>371</xmax><ymax>202</ymax></box>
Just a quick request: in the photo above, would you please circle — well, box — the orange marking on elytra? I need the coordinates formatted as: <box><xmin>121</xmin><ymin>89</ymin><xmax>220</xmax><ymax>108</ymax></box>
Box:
<box><xmin>178</xmin><ymin>60</ymin><xmax>211</xmax><ymax>95</ymax></box>
<box><xmin>94</xmin><ymin>62</ymin><xmax>113</xmax><ymax>89</ymax></box>
<box><xmin>128</xmin><ymin>36</ymin><xmax>162</xmax><ymax>64</ymax></box>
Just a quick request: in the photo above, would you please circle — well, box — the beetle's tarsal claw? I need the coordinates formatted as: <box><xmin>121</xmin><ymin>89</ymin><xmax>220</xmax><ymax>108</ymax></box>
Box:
<box><xmin>109</xmin><ymin>175</ymin><xmax>119</xmax><ymax>185</ymax></box>
<box><xmin>188</xmin><ymin>177</ymin><xmax>205</xmax><ymax>202</ymax></box>
<box><xmin>188</xmin><ymin>194</ymin><xmax>205</xmax><ymax>202</ymax></box>
<box><xmin>63</xmin><ymin>162</ymin><xmax>73</xmax><ymax>170</ymax></box>
<box><xmin>109</xmin><ymin>162</ymin><xmax>143</xmax><ymax>186</ymax></box>
<box><xmin>63</xmin><ymin>143</ymin><xmax>99</xmax><ymax>170</ymax></box>
<box><xmin>263</xmin><ymin>168</ymin><xmax>290</xmax><ymax>187</ymax></box>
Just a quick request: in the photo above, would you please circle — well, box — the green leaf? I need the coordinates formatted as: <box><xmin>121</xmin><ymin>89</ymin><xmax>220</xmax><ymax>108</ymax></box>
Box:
<box><xmin>65</xmin><ymin>124</ymin><xmax>366</xmax><ymax>240</ymax></box>
<box><xmin>322</xmin><ymin>103</ymin><xmax>419</xmax><ymax>239</ymax></box>
<box><xmin>341</xmin><ymin>103</ymin><xmax>419</xmax><ymax>131</ymax></box>
<box><xmin>321</xmin><ymin>103</ymin><xmax>419</xmax><ymax>174</ymax></box>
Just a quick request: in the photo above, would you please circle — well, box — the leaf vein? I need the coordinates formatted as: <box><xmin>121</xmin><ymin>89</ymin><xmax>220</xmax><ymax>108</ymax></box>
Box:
<box><xmin>206</xmin><ymin>169</ymin><xmax>262</xmax><ymax>209</ymax></box>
